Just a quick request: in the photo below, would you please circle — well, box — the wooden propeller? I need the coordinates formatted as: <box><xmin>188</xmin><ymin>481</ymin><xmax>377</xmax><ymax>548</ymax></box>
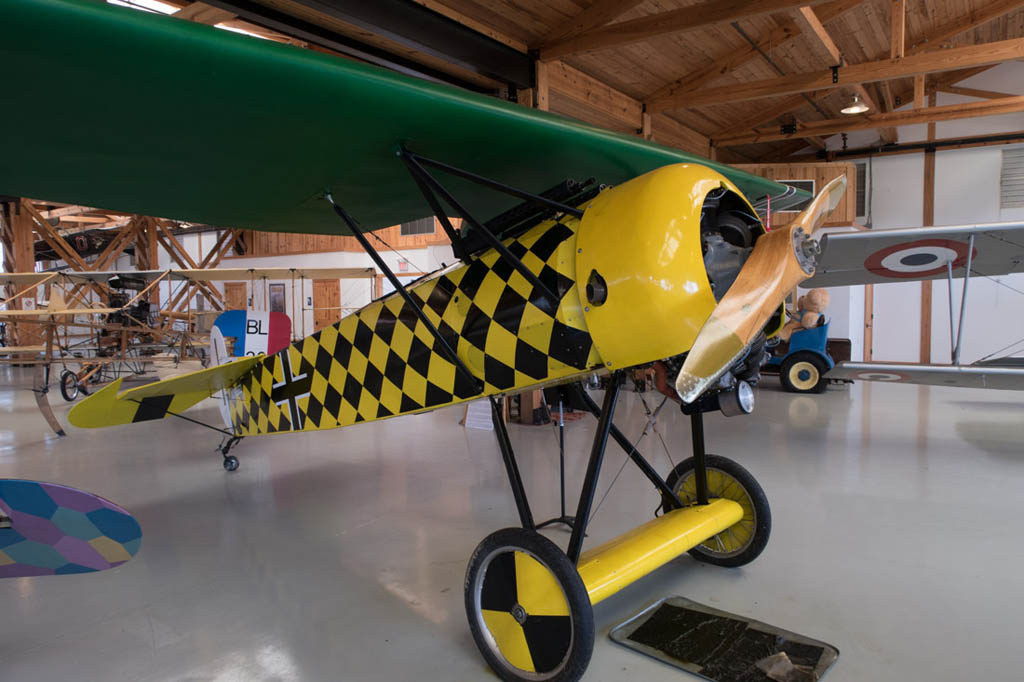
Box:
<box><xmin>675</xmin><ymin>176</ymin><xmax>848</xmax><ymax>403</ymax></box>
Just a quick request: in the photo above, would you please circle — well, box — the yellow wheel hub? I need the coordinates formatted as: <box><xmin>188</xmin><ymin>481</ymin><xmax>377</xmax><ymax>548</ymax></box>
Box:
<box><xmin>788</xmin><ymin>360</ymin><xmax>819</xmax><ymax>391</ymax></box>
<box><xmin>675</xmin><ymin>468</ymin><xmax>757</xmax><ymax>557</ymax></box>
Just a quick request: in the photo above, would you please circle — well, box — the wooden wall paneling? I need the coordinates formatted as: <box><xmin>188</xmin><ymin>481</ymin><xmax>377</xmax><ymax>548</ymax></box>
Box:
<box><xmin>731</xmin><ymin>162</ymin><xmax>857</xmax><ymax>226</ymax></box>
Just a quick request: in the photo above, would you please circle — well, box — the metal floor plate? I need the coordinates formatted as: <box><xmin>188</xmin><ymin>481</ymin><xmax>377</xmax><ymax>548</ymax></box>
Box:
<box><xmin>610</xmin><ymin>597</ymin><xmax>839</xmax><ymax>682</ymax></box>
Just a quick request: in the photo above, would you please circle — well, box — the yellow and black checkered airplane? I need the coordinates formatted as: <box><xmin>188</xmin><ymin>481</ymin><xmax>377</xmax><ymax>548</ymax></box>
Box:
<box><xmin>67</xmin><ymin>165</ymin><xmax>845</xmax><ymax>436</ymax></box>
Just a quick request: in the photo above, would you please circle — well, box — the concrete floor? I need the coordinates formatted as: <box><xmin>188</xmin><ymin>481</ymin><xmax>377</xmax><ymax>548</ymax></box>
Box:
<box><xmin>1</xmin><ymin>367</ymin><xmax>1023</xmax><ymax>682</ymax></box>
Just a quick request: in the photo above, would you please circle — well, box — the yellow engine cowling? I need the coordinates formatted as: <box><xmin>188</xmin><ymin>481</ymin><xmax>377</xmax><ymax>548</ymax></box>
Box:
<box><xmin>575</xmin><ymin>164</ymin><xmax>764</xmax><ymax>370</ymax></box>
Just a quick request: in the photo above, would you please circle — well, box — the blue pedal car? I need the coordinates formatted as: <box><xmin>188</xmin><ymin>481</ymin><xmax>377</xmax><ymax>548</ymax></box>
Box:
<box><xmin>765</xmin><ymin>321</ymin><xmax>836</xmax><ymax>393</ymax></box>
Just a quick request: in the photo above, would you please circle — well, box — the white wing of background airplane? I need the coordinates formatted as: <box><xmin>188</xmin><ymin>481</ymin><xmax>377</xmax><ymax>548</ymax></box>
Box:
<box><xmin>827</xmin><ymin>360</ymin><xmax>1024</xmax><ymax>390</ymax></box>
<box><xmin>805</xmin><ymin>220</ymin><xmax>1024</xmax><ymax>390</ymax></box>
<box><xmin>806</xmin><ymin>221</ymin><xmax>1024</xmax><ymax>288</ymax></box>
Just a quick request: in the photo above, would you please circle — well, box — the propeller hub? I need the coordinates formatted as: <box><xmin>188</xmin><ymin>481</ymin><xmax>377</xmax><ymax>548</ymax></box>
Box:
<box><xmin>792</xmin><ymin>227</ymin><xmax>819</xmax><ymax>275</ymax></box>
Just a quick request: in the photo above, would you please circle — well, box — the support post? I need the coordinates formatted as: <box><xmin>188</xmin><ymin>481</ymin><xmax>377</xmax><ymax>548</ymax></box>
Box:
<box><xmin>690</xmin><ymin>411</ymin><xmax>709</xmax><ymax>506</ymax></box>
<box><xmin>325</xmin><ymin>196</ymin><xmax>483</xmax><ymax>395</ymax></box>
<box><xmin>567</xmin><ymin>373</ymin><xmax>622</xmax><ymax>564</ymax></box>
<box><xmin>489</xmin><ymin>396</ymin><xmax>535</xmax><ymax>530</ymax></box>
<box><xmin>575</xmin><ymin>384</ymin><xmax>685</xmax><ymax>508</ymax></box>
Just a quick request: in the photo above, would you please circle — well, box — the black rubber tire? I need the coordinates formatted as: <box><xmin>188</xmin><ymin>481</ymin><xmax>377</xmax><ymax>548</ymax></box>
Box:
<box><xmin>465</xmin><ymin>528</ymin><xmax>594</xmax><ymax>682</ymax></box>
<box><xmin>663</xmin><ymin>455</ymin><xmax>771</xmax><ymax>568</ymax></box>
<box><xmin>59</xmin><ymin>370</ymin><xmax>79</xmax><ymax>402</ymax></box>
<box><xmin>779</xmin><ymin>351</ymin><xmax>828</xmax><ymax>394</ymax></box>
<box><xmin>222</xmin><ymin>455</ymin><xmax>239</xmax><ymax>472</ymax></box>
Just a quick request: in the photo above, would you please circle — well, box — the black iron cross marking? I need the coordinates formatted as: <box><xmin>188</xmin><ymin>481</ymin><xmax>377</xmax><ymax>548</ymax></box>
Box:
<box><xmin>271</xmin><ymin>352</ymin><xmax>312</xmax><ymax>430</ymax></box>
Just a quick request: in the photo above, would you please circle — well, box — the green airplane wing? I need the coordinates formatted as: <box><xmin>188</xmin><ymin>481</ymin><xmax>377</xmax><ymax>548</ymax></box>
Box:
<box><xmin>0</xmin><ymin>0</ymin><xmax>807</xmax><ymax>235</ymax></box>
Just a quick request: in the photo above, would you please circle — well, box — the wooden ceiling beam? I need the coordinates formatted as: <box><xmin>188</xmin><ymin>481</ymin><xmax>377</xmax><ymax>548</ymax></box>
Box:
<box><xmin>539</xmin><ymin>0</ymin><xmax>834</xmax><ymax>61</ymax></box>
<box><xmin>172</xmin><ymin>2</ymin><xmax>235</xmax><ymax>25</ymax></box>
<box><xmin>794</xmin><ymin>4</ymin><xmax>896</xmax><ymax>144</ymax></box>
<box><xmin>653</xmin><ymin>37</ymin><xmax>1024</xmax><ymax>110</ymax></box>
<box><xmin>937</xmin><ymin>85</ymin><xmax>1017</xmax><ymax>100</ymax></box>
<box><xmin>796</xmin><ymin>5</ymin><xmax>841</xmax><ymax>63</ymax></box>
<box><xmin>643</xmin><ymin>0</ymin><xmax>861</xmax><ymax>109</ymax></box>
<box><xmin>715</xmin><ymin>95</ymin><xmax>1024</xmax><ymax>145</ymax></box>
<box><xmin>890</xmin><ymin>0</ymin><xmax>905</xmax><ymax>59</ymax></box>
<box><xmin>535</xmin><ymin>0</ymin><xmax>646</xmax><ymax>48</ymax></box>
<box><xmin>672</xmin><ymin>0</ymin><xmax>1023</xmax><ymax>129</ymax></box>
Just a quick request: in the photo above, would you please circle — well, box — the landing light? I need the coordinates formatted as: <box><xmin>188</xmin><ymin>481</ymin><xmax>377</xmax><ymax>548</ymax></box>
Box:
<box><xmin>719</xmin><ymin>380</ymin><xmax>755</xmax><ymax>417</ymax></box>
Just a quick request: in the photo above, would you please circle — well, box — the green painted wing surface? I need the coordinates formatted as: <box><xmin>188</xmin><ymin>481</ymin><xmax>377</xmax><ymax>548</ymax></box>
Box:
<box><xmin>0</xmin><ymin>0</ymin><xmax>807</xmax><ymax>235</ymax></box>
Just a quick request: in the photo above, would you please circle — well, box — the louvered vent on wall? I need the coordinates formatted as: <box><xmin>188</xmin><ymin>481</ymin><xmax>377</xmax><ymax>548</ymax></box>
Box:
<box><xmin>1001</xmin><ymin>148</ymin><xmax>1024</xmax><ymax>209</ymax></box>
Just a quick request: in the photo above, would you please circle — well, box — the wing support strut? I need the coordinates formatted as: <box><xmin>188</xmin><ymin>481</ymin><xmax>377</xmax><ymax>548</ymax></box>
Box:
<box><xmin>399</xmin><ymin>149</ymin><xmax>578</xmax><ymax>314</ymax></box>
<box><xmin>324</xmin><ymin>195</ymin><xmax>484</xmax><ymax>396</ymax></box>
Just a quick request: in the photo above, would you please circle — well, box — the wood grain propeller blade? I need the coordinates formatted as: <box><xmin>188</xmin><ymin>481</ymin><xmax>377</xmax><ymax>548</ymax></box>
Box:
<box><xmin>676</xmin><ymin>176</ymin><xmax>848</xmax><ymax>403</ymax></box>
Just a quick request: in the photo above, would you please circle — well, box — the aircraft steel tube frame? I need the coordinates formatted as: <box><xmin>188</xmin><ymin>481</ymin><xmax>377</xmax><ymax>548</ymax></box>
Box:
<box><xmin>575</xmin><ymin>384</ymin><xmax>686</xmax><ymax>510</ymax></box>
<box><xmin>325</xmin><ymin>196</ymin><xmax>484</xmax><ymax>395</ymax></box>
<box><xmin>399</xmin><ymin>151</ymin><xmax>562</xmax><ymax>310</ymax></box>
<box><xmin>489</xmin><ymin>396</ymin><xmax>535</xmax><ymax>529</ymax></box>
<box><xmin>406</xmin><ymin>151</ymin><xmax>585</xmax><ymax>220</ymax></box>
<box><xmin>535</xmin><ymin>398</ymin><xmax>576</xmax><ymax>531</ymax></box>
<box><xmin>567</xmin><ymin>373</ymin><xmax>622</xmax><ymax>564</ymax></box>
<box><xmin>690</xmin><ymin>411</ymin><xmax>710</xmax><ymax>506</ymax></box>
<box><xmin>400</xmin><ymin>154</ymin><xmax>469</xmax><ymax>262</ymax></box>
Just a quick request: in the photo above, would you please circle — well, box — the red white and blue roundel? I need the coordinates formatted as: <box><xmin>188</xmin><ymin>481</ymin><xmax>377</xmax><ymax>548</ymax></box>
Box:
<box><xmin>213</xmin><ymin>310</ymin><xmax>291</xmax><ymax>357</ymax></box>
<box><xmin>864</xmin><ymin>238</ymin><xmax>977</xmax><ymax>279</ymax></box>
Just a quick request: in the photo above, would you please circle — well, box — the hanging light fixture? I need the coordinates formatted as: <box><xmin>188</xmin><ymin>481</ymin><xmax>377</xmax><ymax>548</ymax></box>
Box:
<box><xmin>841</xmin><ymin>94</ymin><xmax>869</xmax><ymax>115</ymax></box>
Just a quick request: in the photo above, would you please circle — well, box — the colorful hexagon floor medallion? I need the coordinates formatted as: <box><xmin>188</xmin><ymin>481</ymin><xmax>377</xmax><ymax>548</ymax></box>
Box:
<box><xmin>0</xmin><ymin>480</ymin><xmax>141</xmax><ymax>578</ymax></box>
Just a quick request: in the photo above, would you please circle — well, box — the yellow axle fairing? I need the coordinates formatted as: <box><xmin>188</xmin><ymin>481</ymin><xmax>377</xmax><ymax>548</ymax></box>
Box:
<box><xmin>577</xmin><ymin>498</ymin><xmax>743</xmax><ymax>604</ymax></box>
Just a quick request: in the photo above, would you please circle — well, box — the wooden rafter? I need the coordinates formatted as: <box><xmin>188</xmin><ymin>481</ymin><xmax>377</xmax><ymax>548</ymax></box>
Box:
<box><xmin>534</xmin><ymin>0</ymin><xmax>646</xmax><ymax>48</ymax></box>
<box><xmin>712</xmin><ymin>0</ymin><xmax>1024</xmax><ymax>140</ymax></box>
<box><xmin>684</xmin><ymin>0</ymin><xmax>1024</xmax><ymax>143</ymax></box>
<box><xmin>890</xmin><ymin>0</ymin><xmax>906</xmax><ymax>59</ymax></box>
<box><xmin>652</xmin><ymin>37</ymin><xmax>1024</xmax><ymax>110</ymax></box>
<box><xmin>937</xmin><ymin>85</ymin><xmax>1016</xmax><ymax>100</ymax></box>
<box><xmin>642</xmin><ymin>0</ymin><xmax>862</xmax><ymax>111</ymax></box>
<box><xmin>794</xmin><ymin>4</ymin><xmax>896</xmax><ymax>144</ymax></box>
<box><xmin>539</xmin><ymin>0</ymin><xmax>834</xmax><ymax>61</ymax></box>
<box><xmin>715</xmin><ymin>95</ymin><xmax>1024</xmax><ymax>145</ymax></box>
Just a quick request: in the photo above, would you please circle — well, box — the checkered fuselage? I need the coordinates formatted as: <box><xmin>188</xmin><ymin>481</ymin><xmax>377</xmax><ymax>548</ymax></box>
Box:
<box><xmin>226</xmin><ymin>218</ymin><xmax>602</xmax><ymax>435</ymax></box>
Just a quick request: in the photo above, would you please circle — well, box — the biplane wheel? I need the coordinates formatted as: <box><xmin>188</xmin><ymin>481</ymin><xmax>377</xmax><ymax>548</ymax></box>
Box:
<box><xmin>465</xmin><ymin>528</ymin><xmax>594</xmax><ymax>682</ymax></box>
<box><xmin>222</xmin><ymin>455</ymin><xmax>239</xmax><ymax>472</ymax></box>
<box><xmin>59</xmin><ymin>370</ymin><xmax>79</xmax><ymax>402</ymax></box>
<box><xmin>779</xmin><ymin>352</ymin><xmax>828</xmax><ymax>394</ymax></box>
<box><xmin>663</xmin><ymin>455</ymin><xmax>771</xmax><ymax>568</ymax></box>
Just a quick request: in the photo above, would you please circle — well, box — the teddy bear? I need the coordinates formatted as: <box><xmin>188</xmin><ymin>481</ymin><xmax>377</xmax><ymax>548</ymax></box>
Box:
<box><xmin>779</xmin><ymin>288</ymin><xmax>830</xmax><ymax>341</ymax></box>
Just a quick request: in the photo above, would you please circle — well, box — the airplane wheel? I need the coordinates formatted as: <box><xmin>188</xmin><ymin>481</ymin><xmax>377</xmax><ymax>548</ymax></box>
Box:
<box><xmin>779</xmin><ymin>351</ymin><xmax>828</xmax><ymax>393</ymax></box>
<box><xmin>222</xmin><ymin>455</ymin><xmax>239</xmax><ymax>472</ymax></box>
<box><xmin>663</xmin><ymin>455</ymin><xmax>771</xmax><ymax>568</ymax></box>
<box><xmin>465</xmin><ymin>528</ymin><xmax>594</xmax><ymax>682</ymax></box>
<box><xmin>59</xmin><ymin>370</ymin><xmax>79</xmax><ymax>402</ymax></box>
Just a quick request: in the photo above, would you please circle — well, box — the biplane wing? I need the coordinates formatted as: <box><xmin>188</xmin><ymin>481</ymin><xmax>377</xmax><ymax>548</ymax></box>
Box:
<box><xmin>828</xmin><ymin>360</ymin><xmax>1024</xmax><ymax>391</ymax></box>
<box><xmin>806</xmin><ymin>221</ymin><xmax>1024</xmax><ymax>288</ymax></box>
<box><xmin>0</xmin><ymin>0</ymin><xmax>807</xmax><ymax>236</ymax></box>
<box><xmin>67</xmin><ymin>355</ymin><xmax>262</xmax><ymax>428</ymax></box>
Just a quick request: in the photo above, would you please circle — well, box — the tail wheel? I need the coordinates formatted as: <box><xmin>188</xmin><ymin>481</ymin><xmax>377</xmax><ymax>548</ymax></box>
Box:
<box><xmin>780</xmin><ymin>351</ymin><xmax>828</xmax><ymax>393</ymax></box>
<box><xmin>59</xmin><ymin>370</ymin><xmax>79</xmax><ymax>402</ymax></box>
<box><xmin>465</xmin><ymin>528</ymin><xmax>594</xmax><ymax>682</ymax></box>
<box><xmin>663</xmin><ymin>455</ymin><xmax>771</xmax><ymax>568</ymax></box>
